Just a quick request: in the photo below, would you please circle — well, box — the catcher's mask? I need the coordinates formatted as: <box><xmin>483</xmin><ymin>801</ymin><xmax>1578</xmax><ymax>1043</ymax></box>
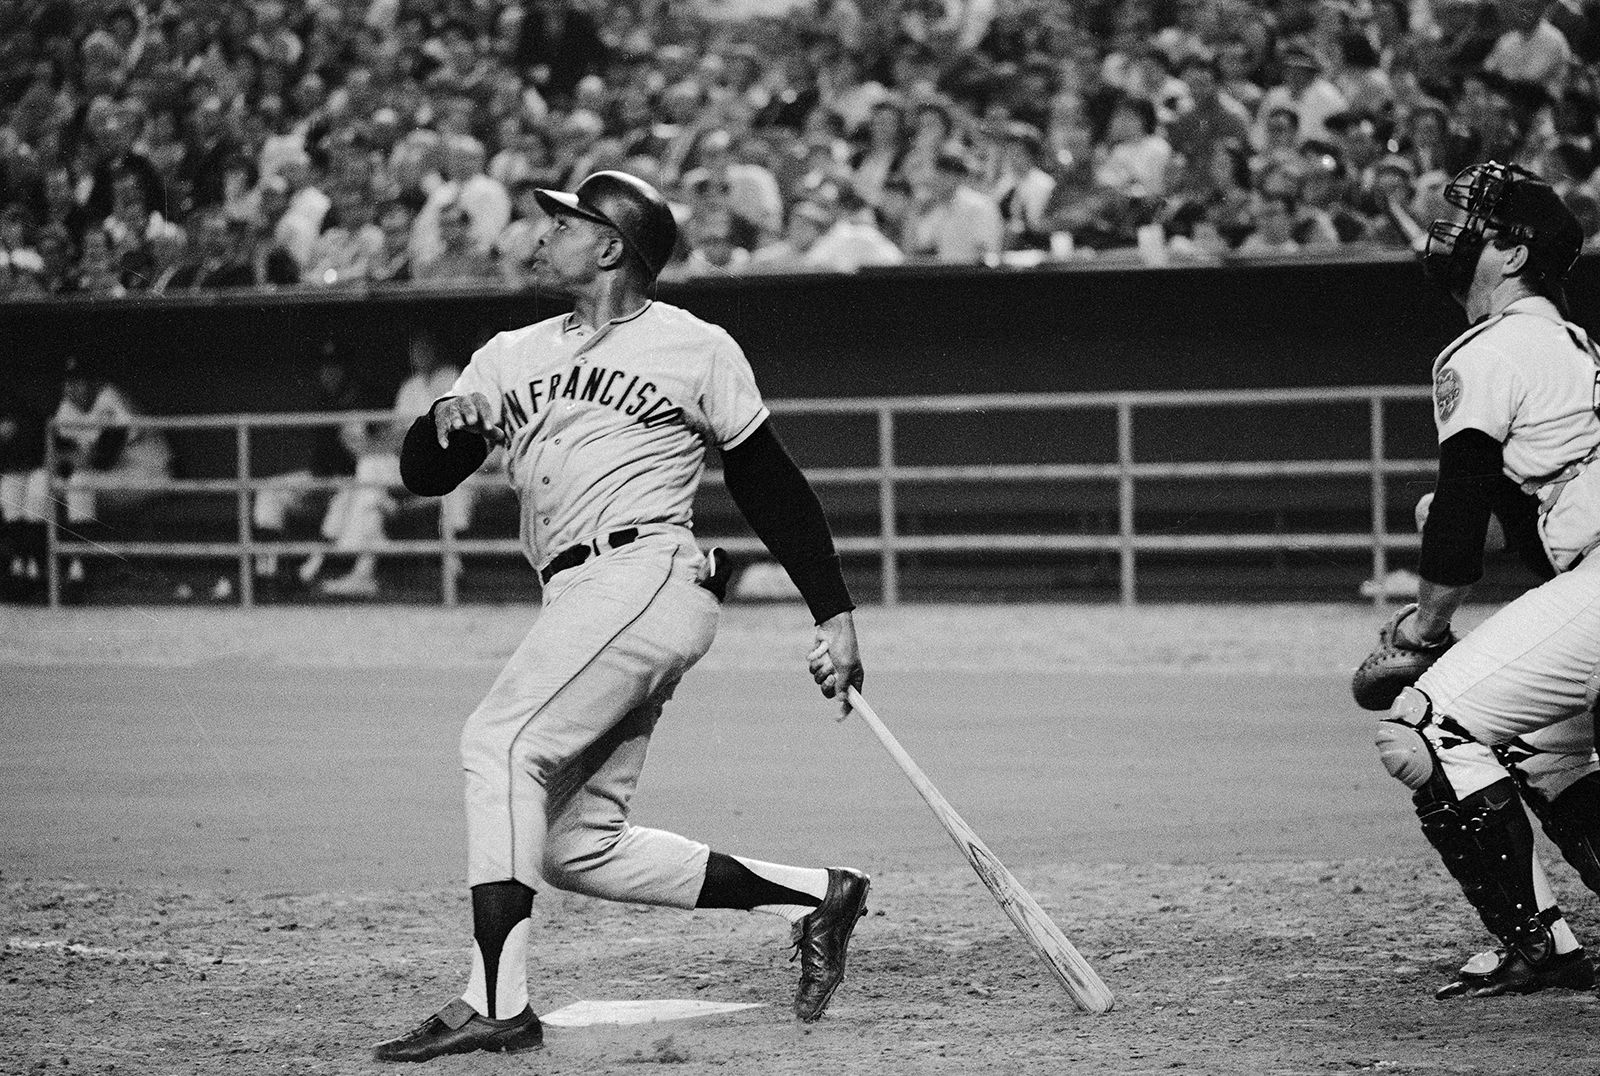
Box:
<box><xmin>1422</xmin><ymin>161</ymin><xmax>1583</xmax><ymax>299</ymax></box>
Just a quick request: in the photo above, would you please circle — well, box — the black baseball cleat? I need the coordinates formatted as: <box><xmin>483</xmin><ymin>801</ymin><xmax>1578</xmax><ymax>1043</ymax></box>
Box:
<box><xmin>791</xmin><ymin>867</ymin><xmax>871</xmax><ymax>1022</ymax></box>
<box><xmin>371</xmin><ymin>998</ymin><xmax>543</xmax><ymax>1062</ymax></box>
<box><xmin>1435</xmin><ymin>946</ymin><xmax>1595</xmax><ymax>999</ymax></box>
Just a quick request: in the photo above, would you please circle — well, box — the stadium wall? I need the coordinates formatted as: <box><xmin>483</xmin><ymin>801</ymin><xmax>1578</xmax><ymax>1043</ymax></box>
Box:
<box><xmin>6</xmin><ymin>254</ymin><xmax>1596</xmax><ymax>481</ymax></box>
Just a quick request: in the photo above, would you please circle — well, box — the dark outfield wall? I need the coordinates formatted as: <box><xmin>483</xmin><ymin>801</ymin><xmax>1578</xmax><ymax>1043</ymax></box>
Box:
<box><xmin>4</xmin><ymin>253</ymin><xmax>1595</xmax><ymax>480</ymax></box>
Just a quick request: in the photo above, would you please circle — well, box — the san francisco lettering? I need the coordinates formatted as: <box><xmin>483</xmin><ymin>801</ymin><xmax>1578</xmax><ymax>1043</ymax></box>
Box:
<box><xmin>497</xmin><ymin>364</ymin><xmax>683</xmax><ymax>438</ymax></box>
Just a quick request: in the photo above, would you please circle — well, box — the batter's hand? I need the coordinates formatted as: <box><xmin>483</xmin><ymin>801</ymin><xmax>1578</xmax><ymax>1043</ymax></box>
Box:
<box><xmin>432</xmin><ymin>393</ymin><xmax>506</xmax><ymax>449</ymax></box>
<box><xmin>809</xmin><ymin>611</ymin><xmax>863</xmax><ymax>721</ymax></box>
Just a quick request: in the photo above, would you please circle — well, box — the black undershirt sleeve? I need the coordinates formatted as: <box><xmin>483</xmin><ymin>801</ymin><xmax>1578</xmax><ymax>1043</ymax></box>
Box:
<box><xmin>720</xmin><ymin>419</ymin><xmax>854</xmax><ymax>624</ymax></box>
<box><xmin>399</xmin><ymin>405</ymin><xmax>489</xmax><ymax>497</ymax></box>
<box><xmin>1419</xmin><ymin>427</ymin><xmax>1553</xmax><ymax>585</ymax></box>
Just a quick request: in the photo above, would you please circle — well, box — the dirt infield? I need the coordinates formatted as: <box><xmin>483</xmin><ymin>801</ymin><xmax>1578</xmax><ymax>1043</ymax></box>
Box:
<box><xmin>4</xmin><ymin>603</ymin><xmax>1599</xmax><ymax>1076</ymax></box>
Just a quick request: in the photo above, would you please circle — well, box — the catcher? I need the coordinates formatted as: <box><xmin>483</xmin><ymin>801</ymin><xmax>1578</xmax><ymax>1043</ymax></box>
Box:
<box><xmin>1353</xmin><ymin>161</ymin><xmax>1600</xmax><ymax>999</ymax></box>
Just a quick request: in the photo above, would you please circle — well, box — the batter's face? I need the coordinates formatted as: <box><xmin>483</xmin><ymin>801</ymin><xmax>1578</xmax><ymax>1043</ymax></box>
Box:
<box><xmin>529</xmin><ymin>212</ymin><xmax>625</xmax><ymax>293</ymax></box>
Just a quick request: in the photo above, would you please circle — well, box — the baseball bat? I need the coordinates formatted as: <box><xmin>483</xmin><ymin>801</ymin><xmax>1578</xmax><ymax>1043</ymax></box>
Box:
<box><xmin>845</xmin><ymin>686</ymin><xmax>1115</xmax><ymax>1014</ymax></box>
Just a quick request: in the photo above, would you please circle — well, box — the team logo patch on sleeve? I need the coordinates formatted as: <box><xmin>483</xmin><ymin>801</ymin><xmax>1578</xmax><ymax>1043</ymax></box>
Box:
<box><xmin>1434</xmin><ymin>367</ymin><xmax>1463</xmax><ymax>423</ymax></box>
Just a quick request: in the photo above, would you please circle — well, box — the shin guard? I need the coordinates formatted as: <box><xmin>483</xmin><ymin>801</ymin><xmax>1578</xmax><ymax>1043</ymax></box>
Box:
<box><xmin>1414</xmin><ymin>774</ymin><xmax>1555</xmax><ymax>963</ymax></box>
<box><xmin>1523</xmin><ymin>771</ymin><xmax>1600</xmax><ymax>897</ymax></box>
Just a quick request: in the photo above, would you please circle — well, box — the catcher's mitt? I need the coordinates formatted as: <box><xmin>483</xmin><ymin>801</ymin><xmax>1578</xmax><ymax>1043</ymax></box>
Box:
<box><xmin>1351</xmin><ymin>603</ymin><xmax>1458</xmax><ymax>711</ymax></box>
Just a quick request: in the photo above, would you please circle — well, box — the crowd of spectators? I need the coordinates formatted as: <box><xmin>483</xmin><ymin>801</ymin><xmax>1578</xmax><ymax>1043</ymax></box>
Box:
<box><xmin>1</xmin><ymin>0</ymin><xmax>1599</xmax><ymax>299</ymax></box>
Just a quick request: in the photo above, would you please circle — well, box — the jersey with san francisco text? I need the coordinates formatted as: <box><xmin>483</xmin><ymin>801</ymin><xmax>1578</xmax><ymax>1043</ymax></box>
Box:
<box><xmin>1432</xmin><ymin>295</ymin><xmax>1600</xmax><ymax>569</ymax></box>
<box><xmin>448</xmin><ymin>301</ymin><xmax>770</xmax><ymax>568</ymax></box>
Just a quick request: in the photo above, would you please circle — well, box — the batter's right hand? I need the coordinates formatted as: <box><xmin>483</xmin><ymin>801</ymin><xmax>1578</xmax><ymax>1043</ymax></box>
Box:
<box><xmin>809</xmin><ymin>610</ymin><xmax>864</xmax><ymax>721</ymax></box>
<box><xmin>432</xmin><ymin>393</ymin><xmax>505</xmax><ymax>449</ymax></box>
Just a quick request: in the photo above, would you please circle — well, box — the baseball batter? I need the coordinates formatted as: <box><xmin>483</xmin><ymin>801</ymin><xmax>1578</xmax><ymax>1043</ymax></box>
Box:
<box><xmin>372</xmin><ymin>171</ymin><xmax>869</xmax><ymax>1063</ymax></box>
<box><xmin>1362</xmin><ymin>161</ymin><xmax>1600</xmax><ymax>999</ymax></box>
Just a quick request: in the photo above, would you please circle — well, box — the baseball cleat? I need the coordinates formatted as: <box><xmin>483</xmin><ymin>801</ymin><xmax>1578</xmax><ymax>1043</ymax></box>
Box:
<box><xmin>371</xmin><ymin>998</ymin><xmax>543</xmax><ymax>1063</ymax></box>
<box><xmin>1435</xmin><ymin>945</ymin><xmax>1595</xmax><ymax>999</ymax></box>
<box><xmin>791</xmin><ymin>867</ymin><xmax>870</xmax><ymax>1022</ymax></box>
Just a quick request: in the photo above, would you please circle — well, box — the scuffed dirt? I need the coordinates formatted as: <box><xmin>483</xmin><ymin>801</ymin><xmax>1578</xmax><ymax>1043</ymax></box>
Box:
<box><xmin>5</xmin><ymin>604</ymin><xmax>1598</xmax><ymax>1075</ymax></box>
<box><xmin>5</xmin><ymin>859</ymin><xmax>1599</xmax><ymax>1075</ymax></box>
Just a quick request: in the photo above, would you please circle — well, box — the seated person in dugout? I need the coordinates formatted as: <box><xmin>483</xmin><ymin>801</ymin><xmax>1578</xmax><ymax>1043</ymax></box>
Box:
<box><xmin>51</xmin><ymin>353</ymin><xmax>172</xmax><ymax>585</ymax></box>
<box><xmin>250</xmin><ymin>347</ymin><xmax>377</xmax><ymax>589</ymax></box>
<box><xmin>313</xmin><ymin>330</ymin><xmax>496</xmax><ymax>598</ymax></box>
<box><xmin>0</xmin><ymin>395</ymin><xmax>49</xmax><ymax>594</ymax></box>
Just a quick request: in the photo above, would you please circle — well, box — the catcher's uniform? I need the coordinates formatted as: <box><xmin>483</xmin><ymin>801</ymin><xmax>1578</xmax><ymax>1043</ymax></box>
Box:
<box><xmin>1412</xmin><ymin>296</ymin><xmax>1600</xmax><ymax>803</ymax></box>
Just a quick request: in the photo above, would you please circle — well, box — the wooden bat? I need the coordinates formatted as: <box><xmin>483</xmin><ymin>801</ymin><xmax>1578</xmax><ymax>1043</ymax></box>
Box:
<box><xmin>845</xmin><ymin>686</ymin><xmax>1115</xmax><ymax>1014</ymax></box>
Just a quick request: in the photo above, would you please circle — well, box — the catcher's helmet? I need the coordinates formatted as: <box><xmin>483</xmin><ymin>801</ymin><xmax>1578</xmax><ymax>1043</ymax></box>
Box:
<box><xmin>1423</xmin><ymin>161</ymin><xmax>1583</xmax><ymax>295</ymax></box>
<box><xmin>534</xmin><ymin>170</ymin><xmax>678</xmax><ymax>280</ymax></box>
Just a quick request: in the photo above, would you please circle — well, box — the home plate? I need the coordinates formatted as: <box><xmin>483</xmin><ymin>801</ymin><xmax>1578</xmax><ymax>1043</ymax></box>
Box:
<box><xmin>540</xmin><ymin>999</ymin><xmax>764</xmax><ymax>1028</ymax></box>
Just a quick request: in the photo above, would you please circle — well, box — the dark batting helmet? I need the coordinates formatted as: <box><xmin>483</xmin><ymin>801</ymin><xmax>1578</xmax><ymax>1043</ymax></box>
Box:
<box><xmin>1423</xmin><ymin>161</ymin><xmax>1584</xmax><ymax>298</ymax></box>
<box><xmin>534</xmin><ymin>170</ymin><xmax>679</xmax><ymax>280</ymax></box>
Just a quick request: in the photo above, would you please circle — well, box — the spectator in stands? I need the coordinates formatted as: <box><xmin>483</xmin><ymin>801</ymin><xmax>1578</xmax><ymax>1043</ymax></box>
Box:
<box><xmin>701</xmin><ymin>129</ymin><xmax>785</xmax><ymax>246</ymax></box>
<box><xmin>412</xmin><ymin>134</ymin><xmax>511</xmax><ymax>268</ymax></box>
<box><xmin>905</xmin><ymin>147</ymin><xmax>1004</xmax><ymax>264</ymax></box>
<box><xmin>146</xmin><ymin>218</ymin><xmax>196</xmax><ymax>294</ymax></box>
<box><xmin>1162</xmin><ymin>136</ymin><xmax>1257</xmax><ymax>251</ymax></box>
<box><xmin>1094</xmin><ymin>95</ymin><xmax>1173</xmax><ymax>201</ymax></box>
<box><xmin>1362</xmin><ymin>153</ymin><xmax>1428</xmax><ymax>248</ymax></box>
<box><xmin>1254</xmin><ymin>46</ymin><xmax>1349</xmax><ymax>150</ymax></box>
<box><xmin>1483</xmin><ymin>0</ymin><xmax>1574</xmax><ymax>99</ymax></box>
<box><xmin>1216</xmin><ymin>35</ymin><xmax>1266</xmax><ymax>114</ymax></box>
<box><xmin>0</xmin><ymin>395</ymin><xmax>48</xmax><ymax>598</ymax></box>
<box><xmin>303</xmin><ymin>185</ymin><xmax>385</xmax><ymax>287</ymax></box>
<box><xmin>370</xmin><ymin>201</ymin><xmax>417</xmax><ymax>285</ymax></box>
<box><xmin>415</xmin><ymin>204</ymin><xmax>499</xmax><ymax>284</ymax></box>
<box><xmin>0</xmin><ymin>0</ymin><xmax>1594</xmax><ymax>296</ymax></box>
<box><xmin>35</xmin><ymin>226</ymin><xmax>79</xmax><ymax>296</ymax></box>
<box><xmin>81</xmin><ymin>105</ymin><xmax>164</xmax><ymax>230</ymax></box>
<box><xmin>487</xmin><ymin>116</ymin><xmax>555</xmax><ymax>191</ymax></box>
<box><xmin>154</xmin><ymin>208</ymin><xmax>257</xmax><ymax>291</ymax></box>
<box><xmin>516</xmin><ymin>0</ymin><xmax>610</xmax><ymax>106</ymax></box>
<box><xmin>37</xmin><ymin>166</ymin><xmax>90</xmax><ymax>249</ymax></box>
<box><xmin>850</xmin><ymin>99</ymin><xmax>909</xmax><ymax>208</ymax></box>
<box><xmin>52</xmin><ymin>353</ymin><xmax>173</xmax><ymax>586</ymax></box>
<box><xmin>318</xmin><ymin>328</ymin><xmax>476</xmax><ymax>598</ymax></box>
<box><xmin>898</xmin><ymin>99</ymin><xmax>957</xmax><ymax>192</ymax></box>
<box><xmin>1294</xmin><ymin>141</ymin><xmax>1369</xmax><ymax>247</ymax></box>
<box><xmin>670</xmin><ymin>214</ymin><xmax>750</xmax><ymax>278</ymax></box>
<box><xmin>1236</xmin><ymin>188</ymin><xmax>1301</xmax><ymax>256</ymax></box>
<box><xmin>991</xmin><ymin>121</ymin><xmax>1056</xmax><ymax>251</ymax></box>
<box><xmin>75</xmin><ymin>228</ymin><xmax>128</xmax><ymax>298</ymax></box>
<box><xmin>806</xmin><ymin>189</ymin><xmax>907</xmax><ymax>271</ymax></box>
<box><xmin>0</xmin><ymin>204</ymin><xmax>46</xmax><ymax>296</ymax></box>
<box><xmin>1327</xmin><ymin>110</ymin><xmax>1390</xmax><ymax>192</ymax></box>
<box><xmin>97</xmin><ymin>169</ymin><xmax>167</xmax><ymax>292</ymax></box>
<box><xmin>744</xmin><ymin>200</ymin><xmax>833</xmax><ymax>272</ymax></box>
<box><xmin>1455</xmin><ymin>71</ymin><xmax>1533</xmax><ymax>164</ymax></box>
<box><xmin>275</xmin><ymin>151</ymin><xmax>333</xmax><ymax>269</ymax></box>
<box><xmin>177</xmin><ymin>94</ymin><xmax>242</xmax><ymax>212</ymax></box>
<box><xmin>1395</xmin><ymin>98</ymin><xmax>1461</xmax><ymax>183</ymax></box>
<box><xmin>1166</xmin><ymin>52</ymin><xmax>1253</xmax><ymax>173</ymax></box>
<box><xmin>1330</xmin><ymin>30</ymin><xmax>1397</xmax><ymax>119</ymax></box>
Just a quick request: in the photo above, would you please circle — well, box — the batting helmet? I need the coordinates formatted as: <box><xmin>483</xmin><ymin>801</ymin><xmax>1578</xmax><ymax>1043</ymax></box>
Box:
<box><xmin>1423</xmin><ymin>161</ymin><xmax>1584</xmax><ymax>296</ymax></box>
<box><xmin>534</xmin><ymin>170</ymin><xmax>679</xmax><ymax>280</ymax></box>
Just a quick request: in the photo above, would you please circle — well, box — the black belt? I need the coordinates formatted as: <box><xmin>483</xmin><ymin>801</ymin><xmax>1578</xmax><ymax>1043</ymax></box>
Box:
<box><xmin>539</xmin><ymin>528</ymin><xmax>640</xmax><ymax>584</ymax></box>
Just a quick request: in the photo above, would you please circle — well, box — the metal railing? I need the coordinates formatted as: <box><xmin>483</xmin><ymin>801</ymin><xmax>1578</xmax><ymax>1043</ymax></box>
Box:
<box><xmin>42</xmin><ymin>385</ymin><xmax>1436</xmax><ymax>607</ymax></box>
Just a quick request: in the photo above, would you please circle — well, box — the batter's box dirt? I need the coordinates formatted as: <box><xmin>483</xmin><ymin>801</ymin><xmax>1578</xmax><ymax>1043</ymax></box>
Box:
<box><xmin>4</xmin><ymin>859</ymin><xmax>1599</xmax><ymax>1076</ymax></box>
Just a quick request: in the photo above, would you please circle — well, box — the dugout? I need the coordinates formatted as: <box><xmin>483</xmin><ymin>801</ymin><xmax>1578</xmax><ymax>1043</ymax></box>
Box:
<box><xmin>5</xmin><ymin>252</ymin><xmax>1593</xmax><ymax>602</ymax></box>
